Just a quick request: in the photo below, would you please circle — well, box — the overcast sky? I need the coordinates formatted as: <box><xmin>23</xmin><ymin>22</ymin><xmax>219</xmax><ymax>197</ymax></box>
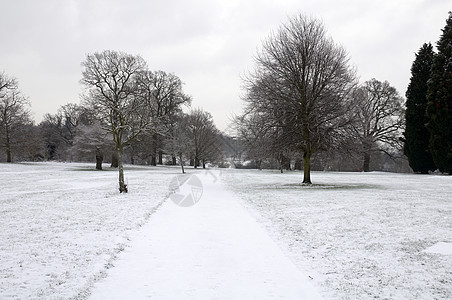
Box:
<box><xmin>0</xmin><ymin>0</ymin><xmax>450</xmax><ymax>131</ymax></box>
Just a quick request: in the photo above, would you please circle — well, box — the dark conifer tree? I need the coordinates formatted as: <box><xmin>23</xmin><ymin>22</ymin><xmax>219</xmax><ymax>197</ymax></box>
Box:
<box><xmin>404</xmin><ymin>43</ymin><xmax>436</xmax><ymax>173</ymax></box>
<box><xmin>426</xmin><ymin>12</ymin><xmax>452</xmax><ymax>174</ymax></box>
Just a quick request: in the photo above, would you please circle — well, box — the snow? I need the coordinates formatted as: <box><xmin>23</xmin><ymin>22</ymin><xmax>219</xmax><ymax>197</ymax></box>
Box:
<box><xmin>424</xmin><ymin>242</ymin><xmax>452</xmax><ymax>255</ymax></box>
<box><xmin>222</xmin><ymin>169</ymin><xmax>452</xmax><ymax>299</ymax></box>
<box><xmin>89</xmin><ymin>171</ymin><xmax>321</xmax><ymax>299</ymax></box>
<box><xmin>1</xmin><ymin>163</ymin><xmax>451</xmax><ymax>299</ymax></box>
<box><xmin>0</xmin><ymin>162</ymin><xmax>176</xmax><ymax>299</ymax></box>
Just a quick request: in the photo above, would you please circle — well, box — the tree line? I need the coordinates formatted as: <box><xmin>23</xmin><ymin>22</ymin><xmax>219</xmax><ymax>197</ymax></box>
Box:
<box><xmin>2</xmin><ymin>13</ymin><xmax>450</xmax><ymax>189</ymax></box>
<box><xmin>0</xmin><ymin>51</ymin><xmax>225</xmax><ymax>192</ymax></box>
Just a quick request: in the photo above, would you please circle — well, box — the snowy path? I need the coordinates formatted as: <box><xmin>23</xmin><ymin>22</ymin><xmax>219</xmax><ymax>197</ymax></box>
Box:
<box><xmin>89</xmin><ymin>172</ymin><xmax>321</xmax><ymax>299</ymax></box>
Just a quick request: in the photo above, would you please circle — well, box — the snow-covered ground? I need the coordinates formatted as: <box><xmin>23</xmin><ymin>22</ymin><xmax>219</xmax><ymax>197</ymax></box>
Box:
<box><xmin>0</xmin><ymin>162</ymin><xmax>176</xmax><ymax>299</ymax></box>
<box><xmin>222</xmin><ymin>169</ymin><xmax>452</xmax><ymax>299</ymax></box>
<box><xmin>1</xmin><ymin>163</ymin><xmax>451</xmax><ymax>299</ymax></box>
<box><xmin>89</xmin><ymin>171</ymin><xmax>321</xmax><ymax>299</ymax></box>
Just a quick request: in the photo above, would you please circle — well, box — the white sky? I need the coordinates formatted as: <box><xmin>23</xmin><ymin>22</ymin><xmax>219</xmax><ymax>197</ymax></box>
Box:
<box><xmin>0</xmin><ymin>0</ymin><xmax>450</xmax><ymax>131</ymax></box>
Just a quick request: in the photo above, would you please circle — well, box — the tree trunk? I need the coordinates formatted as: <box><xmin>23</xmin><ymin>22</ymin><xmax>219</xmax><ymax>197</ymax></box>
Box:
<box><xmin>194</xmin><ymin>157</ymin><xmax>199</xmax><ymax>169</ymax></box>
<box><xmin>256</xmin><ymin>159</ymin><xmax>262</xmax><ymax>170</ymax></box>
<box><xmin>202</xmin><ymin>160</ymin><xmax>206</xmax><ymax>169</ymax></box>
<box><xmin>279</xmin><ymin>153</ymin><xmax>284</xmax><ymax>173</ymax></box>
<box><xmin>151</xmin><ymin>134</ymin><xmax>158</xmax><ymax>166</ymax></box>
<box><xmin>158</xmin><ymin>150</ymin><xmax>163</xmax><ymax>165</ymax></box>
<box><xmin>6</xmin><ymin>148</ymin><xmax>11</xmax><ymax>163</ymax></box>
<box><xmin>111</xmin><ymin>152</ymin><xmax>119</xmax><ymax>168</ymax></box>
<box><xmin>117</xmin><ymin>147</ymin><xmax>127</xmax><ymax>193</ymax></box>
<box><xmin>5</xmin><ymin>128</ymin><xmax>11</xmax><ymax>163</ymax></box>
<box><xmin>95</xmin><ymin>147</ymin><xmax>103</xmax><ymax>170</ymax></box>
<box><xmin>363</xmin><ymin>152</ymin><xmax>371</xmax><ymax>172</ymax></box>
<box><xmin>179</xmin><ymin>153</ymin><xmax>185</xmax><ymax>174</ymax></box>
<box><xmin>303</xmin><ymin>151</ymin><xmax>312</xmax><ymax>184</ymax></box>
<box><xmin>284</xmin><ymin>156</ymin><xmax>291</xmax><ymax>170</ymax></box>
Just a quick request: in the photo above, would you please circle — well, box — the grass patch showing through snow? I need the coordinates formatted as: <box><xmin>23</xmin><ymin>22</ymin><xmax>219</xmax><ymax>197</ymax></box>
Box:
<box><xmin>277</xmin><ymin>183</ymin><xmax>380</xmax><ymax>190</ymax></box>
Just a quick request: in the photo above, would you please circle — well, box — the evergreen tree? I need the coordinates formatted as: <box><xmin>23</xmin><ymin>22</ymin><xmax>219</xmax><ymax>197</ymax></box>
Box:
<box><xmin>426</xmin><ymin>12</ymin><xmax>452</xmax><ymax>174</ymax></box>
<box><xmin>404</xmin><ymin>43</ymin><xmax>436</xmax><ymax>173</ymax></box>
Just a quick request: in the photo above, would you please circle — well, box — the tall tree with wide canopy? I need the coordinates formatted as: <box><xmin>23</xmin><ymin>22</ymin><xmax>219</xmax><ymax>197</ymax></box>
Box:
<box><xmin>81</xmin><ymin>50</ymin><xmax>150</xmax><ymax>192</ymax></box>
<box><xmin>404</xmin><ymin>43</ymin><xmax>436</xmax><ymax>173</ymax></box>
<box><xmin>242</xmin><ymin>14</ymin><xmax>356</xmax><ymax>184</ymax></box>
<box><xmin>352</xmin><ymin>79</ymin><xmax>405</xmax><ymax>172</ymax></box>
<box><xmin>426</xmin><ymin>12</ymin><xmax>452</xmax><ymax>174</ymax></box>
<box><xmin>135</xmin><ymin>70</ymin><xmax>191</xmax><ymax>165</ymax></box>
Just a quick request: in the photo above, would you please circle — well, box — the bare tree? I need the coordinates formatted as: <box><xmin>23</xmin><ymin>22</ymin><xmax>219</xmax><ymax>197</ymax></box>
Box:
<box><xmin>351</xmin><ymin>79</ymin><xmax>405</xmax><ymax>172</ymax></box>
<box><xmin>236</xmin><ymin>113</ymin><xmax>290</xmax><ymax>171</ymax></box>
<box><xmin>236</xmin><ymin>114</ymin><xmax>271</xmax><ymax>169</ymax></box>
<box><xmin>39</xmin><ymin>103</ymin><xmax>91</xmax><ymax>161</ymax></box>
<box><xmin>135</xmin><ymin>70</ymin><xmax>191</xmax><ymax>165</ymax></box>
<box><xmin>39</xmin><ymin>114</ymin><xmax>67</xmax><ymax>160</ymax></box>
<box><xmin>72</xmin><ymin>122</ymin><xmax>114</xmax><ymax>169</ymax></box>
<box><xmin>242</xmin><ymin>15</ymin><xmax>356</xmax><ymax>184</ymax></box>
<box><xmin>165</xmin><ymin>113</ymin><xmax>192</xmax><ymax>173</ymax></box>
<box><xmin>0</xmin><ymin>72</ymin><xmax>32</xmax><ymax>162</ymax></box>
<box><xmin>186</xmin><ymin>108</ymin><xmax>222</xmax><ymax>168</ymax></box>
<box><xmin>58</xmin><ymin>103</ymin><xmax>93</xmax><ymax>141</ymax></box>
<box><xmin>81</xmin><ymin>50</ymin><xmax>150</xmax><ymax>193</ymax></box>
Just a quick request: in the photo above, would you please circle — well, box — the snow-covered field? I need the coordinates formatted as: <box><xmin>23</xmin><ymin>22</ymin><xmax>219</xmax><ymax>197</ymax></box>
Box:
<box><xmin>0</xmin><ymin>162</ymin><xmax>177</xmax><ymax>299</ymax></box>
<box><xmin>222</xmin><ymin>169</ymin><xmax>452</xmax><ymax>299</ymax></box>
<box><xmin>0</xmin><ymin>162</ymin><xmax>451</xmax><ymax>299</ymax></box>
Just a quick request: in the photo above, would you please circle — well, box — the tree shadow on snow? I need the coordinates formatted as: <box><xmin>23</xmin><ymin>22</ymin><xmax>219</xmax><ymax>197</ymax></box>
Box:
<box><xmin>270</xmin><ymin>183</ymin><xmax>380</xmax><ymax>190</ymax></box>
